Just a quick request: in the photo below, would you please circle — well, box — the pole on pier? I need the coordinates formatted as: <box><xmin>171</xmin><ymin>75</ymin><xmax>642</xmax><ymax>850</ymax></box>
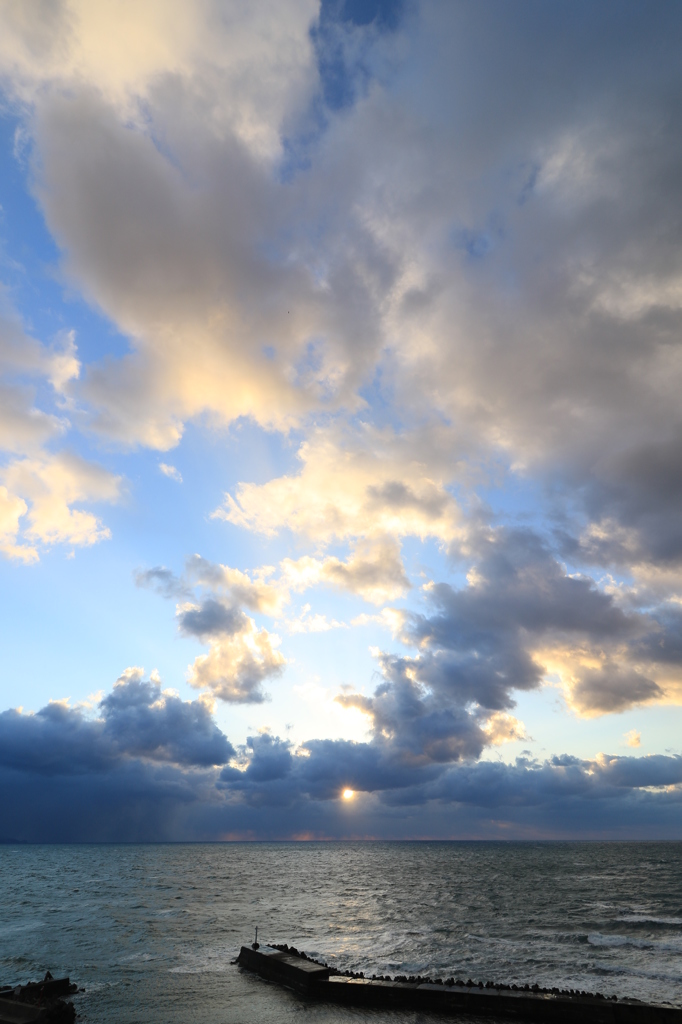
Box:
<box><xmin>252</xmin><ymin>927</ymin><xmax>259</xmax><ymax>950</ymax></box>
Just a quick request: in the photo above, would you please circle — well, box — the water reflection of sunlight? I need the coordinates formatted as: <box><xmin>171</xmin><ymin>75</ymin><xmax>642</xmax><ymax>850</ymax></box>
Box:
<box><xmin>342</xmin><ymin>788</ymin><xmax>355</xmax><ymax>800</ymax></box>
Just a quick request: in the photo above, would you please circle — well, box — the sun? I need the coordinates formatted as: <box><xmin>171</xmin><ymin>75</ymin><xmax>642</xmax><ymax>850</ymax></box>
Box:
<box><xmin>342</xmin><ymin>788</ymin><xmax>355</xmax><ymax>800</ymax></box>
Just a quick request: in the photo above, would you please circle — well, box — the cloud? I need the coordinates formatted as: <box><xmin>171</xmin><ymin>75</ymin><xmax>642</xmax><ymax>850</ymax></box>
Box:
<box><xmin>281</xmin><ymin>536</ymin><xmax>410</xmax><ymax>604</ymax></box>
<box><xmin>317</xmin><ymin>524</ymin><xmax>682</xmax><ymax>763</ymax></box>
<box><xmin>181</xmin><ymin>598</ymin><xmax>286</xmax><ymax>703</ymax></box>
<box><xmin>215</xmin><ymin>426</ymin><xmax>463</xmax><ymax>545</ymax></box>
<box><xmin>0</xmin><ymin>668</ymin><xmax>233</xmax><ymax>774</ymax></box>
<box><xmin>1</xmin><ymin>672</ymin><xmax>682</xmax><ymax>840</ymax></box>
<box><xmin>1</xmin><ymin>4</ymin><xmax>389</xmax><ymax>449</ymax></box>
<box><xmin>46</xmin><ymin>330</ymin><xmax>80</xmax><ymax>396</ymax></box>
<box><xmin>178</xmin><ymin>597</ymin><xmax>249</xmax><ymax>641</ymax></box>
<box><xmin>337</xmin><ymin>666</ymin><xmax>489</xmax><ymax>767</ymax></box>
<box><xmin>0</xmin><ymin>0</ymin><xmax>320</xmax><ymax>158</ymax></box>
<box><xmin>0</xmin><ymin>382</ymin><xmax>64</xmax><ymax>453</ymax></box>
<box><xmin>186</xmin><ymin>555</ymin><xmax>285</xmax><ymax>616</ymax></box>
<box><xmin>348</xmin><ymin>4</ymin><xmax>682</xmax><ymax>479</ymax></box>
<box><xmin>4</xmin><ymin>0</ymin><xmax>682</xmax><ymax>577</ymax></box>
<box><xmin>2</xmin><ymin>451</ymin><xmax>121</xmax><ymax>548</ymax></box>
<box><xmin>213</xmin><ymin>426</ymin><xmax>464</xmax><ymax>606</ymax></box>
<box><xmin>624</xmin><ymin>729</ymin><xmax>641</xmax><ymax>748</ymax></box>
<box><xmin>482</xmin><ymin>712</ymin><xmax>527</xmax><ymax>746</ymax></box>
<box><xmin>136</xmin><ymin>557</ymin><xmax>287</xmax><ymax>614</ymax></box>
<box><xmin>100</xmin><ymin>667</ymin><xmax>233</xmax><ymax>766</ymax></box>
<box><xmin>215</xmin><ymin>736</ymin><xmax>682</xmax><ymax>831</ymax></box>
<box><xmin>4</xmin><ymin>0</ymin><xmax>682</xmax><ymax>839</ymax></box>
<box><xmin>140</xmin><ymin>520</ymin><xmax>682</xmax><ymax>730</ymax></box>
<box><xmin>136</xmin><ymin>562</ymin><xmax>288</xmax><ymax>704</ymax></box>
<box><xmin>0</xmin><ymin>485</ymin><xmax>35</xmax><ymax>563</ymax></box>
<box><xmin>282</xmin><ymin>604</ymin><xmax>347</xmax><ymax>633</ymax></box>
<box><xmin>391</xmin><ymin>527</ymin><xmax>646</xmax><ymax>718</ymax></box>
<box><xmin>0</xmin><ymin>301</ymin><xmax>118</xmax><ymax>560</ymax></box>
<box><xmin>134</xmin><ymin>565</ymin><xmax>191</xmax><ymax>600</ymax></box>
<box><xmin>8</xmin><ymin>1</ymin><xmax>682</xmax><ymax>577</ymax></box>
<box><xmin>159</xmin><ymin>462</ymin><xmax>182</xmax><ymax>483</ymax></box>
<box><xmin>219</xmin><ymin>732</ymin><xmax>297</xmax><ymax>806</ymax></box>
<box><xmin>565</xmin><ymin>664</ymin><xmax>662</xmax><ymax>717</ymax></box>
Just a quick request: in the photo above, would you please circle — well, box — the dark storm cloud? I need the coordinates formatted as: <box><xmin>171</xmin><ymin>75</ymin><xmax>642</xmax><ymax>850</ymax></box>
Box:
<box><xmin>371</xmin><ymin>529</ymin><xmax>648</xmax><ymax>742</ymax></box>
<box><xmin>430</xmin><ymin>528</ymin><xmax>634</xmax><ymax>651</ymax></box>
<box><xmin>340</xmin><ymin>665</ymin><xmax>488</xmax><ymax>763</ymax></box>
<box><xmin>0</xmin><ymin>700</ymin><xmax>115</xmax><ymax>775</ymax></box>
<box><xmin>218</xmin><ymin>733</ymin><xmax>298</xmax><ymax>807</ymax></box>
<box><xmin>426</xmin><ymin>755</ymin><xmax>682</xmax><ymax>809</ymax></box>
<box><xmin>0</xmin><ymin>761</ymin><xmax>218</xmax><ymax>843</ymax></box>
<box><xmin>241</xmin><ymin>732</ymin><xmax>294</xmax><ymax>782</ymax></box>
<box><xmin>332</xmin><ymin>525</ymin><xmax>682</xmax><ymax>748</ymax></box>
<box><xmin>9</xmin><ymin>524</ymin><xmax>679</xmax><ymax>841</ymax></box>
<box><xmin>296</xmin><ymin>735</ymin><xmax>462</xmax><ymax>803</ymax></box>
<box><xmin>100</xmin><ymin>673</ymin><xmax>234</xmax><ymax>766</ymax></box>
<box><xmin>354</xmin><ymin>752</ymin><xmax>682</xmax><ymax>829</ymax></box>
<box><xmin>196</xmin><ymin>736</ymin><xmax>682</xmax><ymax>835</ymax></box>
<box><xmin>3</xmin><ymin>749</ymin><xmax>681</xmax><ymax>842</ymax></box>
<box><xmin>0</xmin><ymin>674</ymin><xmax>233</xmax><ymax>776</ymax></box>
<box><xmin>232</xmin><ymin>732</ymin><xmax>677</xmax><ymax>810</ymax></box>
<box><xmin>1</xmin><ymin>677</ymin><xmax>682</xmax><ymax>840</ymax></box>
<box><xmin>218</xmin><ymin>733</ymin><xmax>446</xmax><ymax>807</ymax></box>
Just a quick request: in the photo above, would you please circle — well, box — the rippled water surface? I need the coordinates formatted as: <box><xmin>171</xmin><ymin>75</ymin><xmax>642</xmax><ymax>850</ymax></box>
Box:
<box><xmin>1</xmin><ymin>842</ymin><xmax>681</xmax><ymax>1023</ymax></box>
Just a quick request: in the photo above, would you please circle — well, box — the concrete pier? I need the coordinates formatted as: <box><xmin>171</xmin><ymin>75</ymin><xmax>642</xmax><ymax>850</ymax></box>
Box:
<box><xmin>237</xmin><ymin>943</ymin><xmax>682</xmax><ymax>1023</ymax></box>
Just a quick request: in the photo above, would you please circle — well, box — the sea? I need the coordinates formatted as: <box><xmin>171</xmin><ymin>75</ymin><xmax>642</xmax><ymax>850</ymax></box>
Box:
<box><xmin>1</xmin><ymin>842</ymin><xmax>681</xmax><ymax>1023</ymax></box>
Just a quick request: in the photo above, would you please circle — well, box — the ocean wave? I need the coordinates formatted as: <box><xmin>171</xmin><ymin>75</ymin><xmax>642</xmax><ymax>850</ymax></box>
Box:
<box><xmin>617</xmin><ymin>916</ymin><xmax>682</xmax><ymax>927</ymax></box>
<box><xmin>588</xmin><ymin>932</ymin><xmax>682</xmax><ymax>952</ymax></box>
<box><xmin>0</xmin><ymin>920</ymin><xmax>43</xmax><ymax>937</ymax></box>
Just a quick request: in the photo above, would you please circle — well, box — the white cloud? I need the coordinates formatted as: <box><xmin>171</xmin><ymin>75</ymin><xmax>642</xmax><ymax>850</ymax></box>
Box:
<box><xmin>0</xmin><ymin>384</ymin><xmax>64</xmax><ymax>453</ymax></box>
<box><xmin>0</xmin><ymin>300</ymin><xmax>120</xmax><ymax>561</ymax></box>
<box><xmin>187</xmin><ymin>616</ymin><xmax>285</xmax><ymax>703</ymax></box>
<box><xmin>0</xmin><ymin>485</ymin><xmax>35</xmax><ymax>563</ymax></box>
<box><xmin>281</xmin><ymin>537</ymin><xmax>410</xmax><ymax>605</ymax></box>
<box><xmin>213</xmin><ymin>427</ymin><xmax>466</xmax><ymax>605</ymax></box>
<box><xmin>159</xmin><ymin>462</ymin><xmax>182</xmax><ymax>484</ymax></box>
<box><xmin>0</xmin><ymin>0</ymin><xmax>363</xmax><ymax>452</ymax></box>
<box><xmin>215</xmin><ymin>426</ymin><xmax>463</xmax><ymax>545</ymax></box>
<box><xmin>2</xmin><ymin>451</ymin><xmax>121</xmax><ymax>549</ymax></box>
<box><xmin>481</xmin><ymin>712</ymin><xmax>527</xmax><ymax>746</ymax></box>
<box><xmin>0</xmin><ymin>0</ymin><xmax>320</xmax><ymax>160</ymax></box>
<box><xmin>281</xmin><ymin>604</ymin><xmax>347</xmax><ymax>634</ymax></box>
<box><xmin>186</xmin><ymin>555</ymin><xmax>286</xmax><ymax>617</ymax></box>
<box><xmin>47</xmin><ymin>330</ymin><xmax>80</xmax><ymax>396</ymax></box>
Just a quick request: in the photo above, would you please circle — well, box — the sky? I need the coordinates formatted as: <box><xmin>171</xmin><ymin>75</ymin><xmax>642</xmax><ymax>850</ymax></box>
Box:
<box><xmin>1</xmin><ymin>0</ymin><xmax>682</xmax><ymax>841</ymax></box>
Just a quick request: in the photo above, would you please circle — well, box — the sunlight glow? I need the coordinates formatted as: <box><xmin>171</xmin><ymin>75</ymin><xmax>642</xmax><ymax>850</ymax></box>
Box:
<box><xmin>342</xmin><ymin>788</ymin><xmax>355</xmax><ymax>800</ymax></box>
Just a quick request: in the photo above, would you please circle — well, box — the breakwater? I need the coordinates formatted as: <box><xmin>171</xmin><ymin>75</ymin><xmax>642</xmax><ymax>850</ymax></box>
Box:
<box><xmin>237</xmin><ymin>943</ymin><xmax>682</xmax><ymax>1023</ymax></box>
<box><xmin>0</xmin><ymin>975</ymin><xmax>77</xmax><ymax>1024</ymax></box>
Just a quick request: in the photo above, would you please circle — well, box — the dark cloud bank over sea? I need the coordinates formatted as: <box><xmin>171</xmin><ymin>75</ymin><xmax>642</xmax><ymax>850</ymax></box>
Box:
<box><xmin>1</xmin><ymin>671</ymin><xmax>681</xmax><ymax>842</ymax></box>
<box><xmin>6</xmin><ymin>527</ymin><xmax>682</xmax><ymax>842</ymax></box>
